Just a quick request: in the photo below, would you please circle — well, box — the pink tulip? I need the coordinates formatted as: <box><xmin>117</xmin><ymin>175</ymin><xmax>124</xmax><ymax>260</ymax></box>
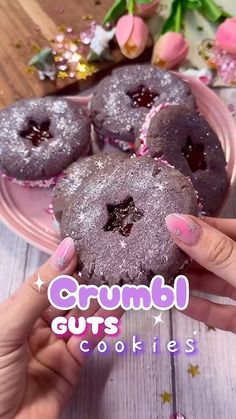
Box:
<box><xmin>116</xmin><ymin>14</ymin><xmax>149</xmax><ymax>59</ymax></box>
<box><xmin>215</xmin><ymin>18</ymin><xmax>236</xmax><ymax>55</ymax></box>
<box><xmin>135</xmin><ymin>0</ymin><xmax>160</xmax><ymax>17</ymax></box>
<box><xmin>152</xmin><ymin>32</ymin><xmax>189</xmax><ymax>69</ymax></box>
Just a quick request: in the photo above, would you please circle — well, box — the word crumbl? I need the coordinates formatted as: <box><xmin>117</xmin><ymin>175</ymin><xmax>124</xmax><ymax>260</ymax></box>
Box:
<box><xmin>48</xmin><ymin>275</ymin><xmax>189</xmax><ymax>311</ymax></box>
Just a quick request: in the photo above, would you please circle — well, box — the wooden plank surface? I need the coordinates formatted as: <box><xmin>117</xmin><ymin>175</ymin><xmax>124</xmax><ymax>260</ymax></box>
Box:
<box><xmin>0</xmin><ymin>0</ymin><xmax>115</xmax><ymax>108</ymax></box>
<box><xmin>0</xmin><ymin>88</ymin><xmax>236</xmax><ymax>418</ymax></box>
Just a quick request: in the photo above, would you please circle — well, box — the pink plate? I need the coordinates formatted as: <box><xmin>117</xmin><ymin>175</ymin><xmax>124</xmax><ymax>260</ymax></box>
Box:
<box><xmin>0</xmin><ymin>77</ymin><xmax>236</xmax><ymax>255</ymax></box>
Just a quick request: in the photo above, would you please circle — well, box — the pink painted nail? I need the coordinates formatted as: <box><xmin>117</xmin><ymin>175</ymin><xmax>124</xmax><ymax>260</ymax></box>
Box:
<box><xmin>50</xmin><ymin>237</ymin><xmax>75</xmax><ymax>271</ymax></box>
<box><xmin>165</xmin><ymin>214</ymin><xmax>202</xmax><ymax>246</ymax></box>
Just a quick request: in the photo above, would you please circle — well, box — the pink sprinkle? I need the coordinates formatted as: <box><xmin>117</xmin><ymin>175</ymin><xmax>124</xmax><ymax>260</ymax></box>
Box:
<box><xmin>199</xmin><ymin>76</ymin><xmax>209</xmax><ymax>85</ymax></box>
<box><xmin>56</xmin><ymin>33</ymin><xmax>64</xmax><ymax>43</ymax></box>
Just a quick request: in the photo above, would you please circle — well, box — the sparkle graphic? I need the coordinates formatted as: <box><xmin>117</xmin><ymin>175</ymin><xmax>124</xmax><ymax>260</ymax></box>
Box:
<box><xmin>56</xmin><ymin>257</ymin><xmax>65</xmax><ymax>267</ymax></box>
<box><xmin>34</xmin><ymin>273</ymin><xmax>46</xmax><ymax>292</ymax></box>
<box><xmin>79</xmin><ymin>212</ymin><xmax>85</xmax><ymax>222</ymax></box>
<box><xmin>160</xmin><ymin>390</ymin><xmax>172</xmax><ymax>404</ymax></box>
<box><xmin>188</xmin><ymin>363</ymin><xmax>200</xmax><ymax>378</ymax></box>
<box><xmin>120</xmin><ymin>240</ymin><xmax>127</xmax><ymax>249</ymax></box>
<box><xmin>153</xmin><ymin>312</ymin><xmax>164</xmax><ymax>326</ymax></box>
<box><xmin>187</xmin><ymin>223</ymin><xmax>198</xmax><ymax>232</ymax></box>
<box><xmin>96</xmin><ymin>160</ymin><xmax>104</xmax><ymax>169</ymax></box>
<box><xmin>175</xmin><ymin>228</ymin><xmax>181</xmax><ymax>236</ymax></box>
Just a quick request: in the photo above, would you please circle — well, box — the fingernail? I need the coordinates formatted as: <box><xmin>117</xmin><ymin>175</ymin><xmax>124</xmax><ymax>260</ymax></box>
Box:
<box><xmin>51</xmin><ymin>237</ymin><xmax>75</xmax><ymax>271</ymax></box>
<box><xmin>165</xmin><ymin>214</ymin><xmax>202</xmax><ymax>246</ymax></box>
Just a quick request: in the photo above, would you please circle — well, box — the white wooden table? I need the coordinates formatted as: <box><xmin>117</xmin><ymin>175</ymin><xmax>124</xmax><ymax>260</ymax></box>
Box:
<box><xmin>0</xmin><ymin>89</ymin><xmax>236</xmax><ymax>419</ymax></box>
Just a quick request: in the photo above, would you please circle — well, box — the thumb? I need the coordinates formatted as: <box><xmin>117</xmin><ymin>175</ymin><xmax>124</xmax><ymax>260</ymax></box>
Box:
<box><xmin>0</xmin><ymin>237</ymin><xmax>77</xmax><ymax>342</ymax></box>
<box><xmin>165</xmin><ymin>214</ymin><xmax>236</xmax><ymax>287</ymax></box>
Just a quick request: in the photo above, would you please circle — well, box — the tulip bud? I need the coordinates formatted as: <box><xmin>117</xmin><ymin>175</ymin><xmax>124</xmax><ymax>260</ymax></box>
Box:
<box><xmin>135</xmin><ymin>0</ymin><xmax>160</xmax><ymax>18</ymax></box>
<box><xmin>152</xmin><ymin>32</ymin><xmax>189</xmax><ymax>69</ymax></box>
<box><xmin>215</xmin><ymin>18</ymin><xmax>236</xmax><ymax>55</ymax></box>
<box><xmin>116</xmin><ymin>14</ymin><xmax>149</xmax><ymax>59</ymax></box>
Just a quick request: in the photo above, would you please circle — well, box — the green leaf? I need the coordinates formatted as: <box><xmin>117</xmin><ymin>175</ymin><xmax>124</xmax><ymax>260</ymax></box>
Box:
<box><xmin>103</xmin><ymin>0</ymin><xmax>127</xmax><ymax>24</ymax></box>
<box><xmin>161</xmin><ymin>0</ymin><xmax>183</xmax><ymax>34</ymax></box>
<box><xmin>199</xmin><ymin>0</ymin><xmax>231</xmax><ymax>22</ymax></box>
<box><xmin>184</xmin><ymin>0</ymin><xmax>201</xmax><ymax>11</ymax></box>
<box><xmin>135</xmin><ymin>0</ymin><xmax>154</xmax><ymax>4</ymax></box>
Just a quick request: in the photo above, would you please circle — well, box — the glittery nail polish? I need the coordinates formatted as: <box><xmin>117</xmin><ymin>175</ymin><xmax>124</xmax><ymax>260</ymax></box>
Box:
<box><xmin>51</xmin><ymin>237</ymin><xmax>75</xmax><ymax>271</ymax></box>
<box><xmin>165</xmin><ymin>214</ymin><xmax>202</xmax><ymax>246</ymax></box>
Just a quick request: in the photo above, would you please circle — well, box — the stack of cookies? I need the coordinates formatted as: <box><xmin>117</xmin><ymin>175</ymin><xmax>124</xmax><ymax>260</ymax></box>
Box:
<box><xmin>0</xmin><ymin>64</ymin><xmax>228</xmax><ymax>286</ymax></box>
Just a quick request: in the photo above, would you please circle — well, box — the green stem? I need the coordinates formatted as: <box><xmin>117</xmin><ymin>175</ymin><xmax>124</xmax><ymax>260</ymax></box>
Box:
<box><xmin>175</xmin><ymin>0</ymin><xmax>182</xmax><ymax>32</ymax></box>
<box><xmin>128</xmin><ymin>0</ymin><xmax>135</xmax><ymax>14</ymax></box>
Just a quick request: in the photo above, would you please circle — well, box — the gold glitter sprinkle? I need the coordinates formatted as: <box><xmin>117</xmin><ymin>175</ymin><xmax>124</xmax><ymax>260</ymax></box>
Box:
<box><xmin>82</xmin><ymin>15</ymin><xmax>93</xmax><ymax>20</ymax></box>
<box><xmin>31</xmin><ymin>44</ymin><xmax>41</xmax><ymax>53</ymax></box>
<box><xmin>76</xmin><ymin>61</ymin><xmax>97</xmax><ymax>79</ymax></box>
<box><xmin>26</xmin><ymin>66</ymin><xmax>36</xmax><ymax>74</ymax></box>
<box><xmin>58</xmin><ymin>25</ymin><xmax>66</xmax><ymax>33</ymax></box>
<box><xmin>58</xmin><ymin>70</ymin><xmax>68</xmax><ymax>79</ymax></box>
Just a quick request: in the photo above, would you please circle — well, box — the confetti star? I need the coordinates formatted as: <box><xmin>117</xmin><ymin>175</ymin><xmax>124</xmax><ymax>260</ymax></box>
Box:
<box><xmin>96</xmin><ymin>160</ymin><xmax>104</xmax><ymax>169</ymax></box>
<box><xmin>34</xmin><ymin>273</ymin><xmax>46</xmax><ymax>292</ymax></box>
<box><xmin>160</xmin><ymin>391</ymin><xmax>172</xmax><ymax>404</ymax></box>
<box><xmin>153</xmin><ymin>312</ymin><xmax>164</xmax><ymax>326</ymax></box>
<box><xmin>58</xmin><ymin>70</ymin><xmax>68</xmax><ymax>79</ymax></box>
<box><xmin>187</xmin><ymin>363</ymin><xmax>200</xmax><ymax>378</ymax></box>
<box><xmin>120</xmin><ymin>240</ymin><xmax>127</xmax><ymax>249</ymax></box>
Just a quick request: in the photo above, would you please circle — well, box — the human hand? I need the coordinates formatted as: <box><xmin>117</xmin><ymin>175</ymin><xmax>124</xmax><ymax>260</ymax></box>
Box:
<box><xmin>165</xmin><ymin>215</ymin><xmax>236</xmax><ymax>332</ymax></box>
<box><xmin>0</xmin><ymin>238</ymin><xmax>123</xmax><ymax>419</ymax></box>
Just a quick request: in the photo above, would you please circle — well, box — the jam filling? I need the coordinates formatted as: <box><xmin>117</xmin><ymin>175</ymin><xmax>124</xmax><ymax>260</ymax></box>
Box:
<box><xmin>20</xmin><ymin>118</ymin><xmax>53</xmax><ymax>146</ymax></box>
<box><xmin>103</xmin><ymin>196</ymin><xmax>144</xmax><ymax>237</ymax></box>
<box><xmin>127</xmin><ymin>85</ymin><xmax>158</xmax><ymax>109</ymax></box>
<box><xmin>181</xmin><ymin>136</ymin><xmax>207</xmax><ymax>172</ymax></box>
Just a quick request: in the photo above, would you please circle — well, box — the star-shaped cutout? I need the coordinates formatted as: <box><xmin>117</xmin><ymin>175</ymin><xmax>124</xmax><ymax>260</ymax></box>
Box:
<box><xmin>187</xmin><ymin>363</ymin><xmax>200</xmax><ymax>378</ymax></box>
<box><xmin>103</xmin><ymin>196</ymin><xmax>144</xmax><ymax>237</ymax></box>
<box><xmin>127</xmin><ymin>85</ymin><xmax>158</xmax><ymax>109</ymax></box>
<box><xmin>160</xmin><ymin>390</ymin><xmax>172</xmax><ymax>404</ymax></box>
<box><xmin>20</xmin><ymin>118</ymin><xmax>53</xmax><ymax>147</ymax></box>
<box><xmin>153</xmin><ymin>312</ymin><xmax>164</xmax><ymax>326</ymax></box>
<box><xmin>33</xmin><ymin>273</ymin><xmax>46</xmax><ymax>292</ymax></box>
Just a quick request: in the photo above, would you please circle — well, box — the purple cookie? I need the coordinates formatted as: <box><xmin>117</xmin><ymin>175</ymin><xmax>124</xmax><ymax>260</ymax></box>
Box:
<box><xmin>61</xmin><ymin>156</ymin><xmax>199</xmax><ymax>286</ymax></box>
<box><xmin>53</xmin><ymin>153</ymin><xmax>127</xmax><ymax>221</ymax></box>
<box><xmin>136</xmin><ymin>105</ymin><xmax>228</xmax><ymax>214</ymax></box>
<box><xmin>0</xmin><ymin>97</ymin><xmax>91</xmax><ymax>186</ymax></box>
<box><xmin>90</xmin><ymin>64</ymin><xmax>195</xmax><ymax>152</ymax></box>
